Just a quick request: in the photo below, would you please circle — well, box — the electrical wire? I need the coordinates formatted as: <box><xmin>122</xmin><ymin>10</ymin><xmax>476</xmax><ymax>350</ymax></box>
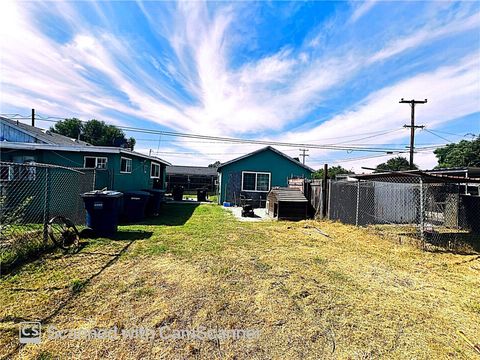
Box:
<box><xmin>2</xmin><ymin>113</ymin><xmax>409</xmax><ymax>154</ymax></box>
<box><xmin>422</xmin><ymin>128</ymin><xmax>453</xmax><ymax>143</ymax></box>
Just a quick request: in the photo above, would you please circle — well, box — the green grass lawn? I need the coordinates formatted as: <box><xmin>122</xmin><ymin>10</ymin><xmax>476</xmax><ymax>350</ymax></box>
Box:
<box><xmin>0</xmin><ymin>203</ymin><xmax>479</xmax><ymax>359</ymax></box>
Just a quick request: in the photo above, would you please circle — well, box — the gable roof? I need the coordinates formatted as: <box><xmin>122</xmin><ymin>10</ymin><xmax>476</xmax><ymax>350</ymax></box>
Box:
<box><xmin>0</xmin><ymin>117</ymin><xmax>170</xmax><ymax>166</ymax></box>
<box><xmin>1</xmin><ymin>116</ymin><xmax>91</xmax><ymax>146</ymax></box>
<box><xmin>218</xmin><ymin>146</ymin><xmax>314</xmax><ymax>172</ymax></box>
<box><xmin>269</xmin><ymin>187</ymin><xmax>308</xmax><ymax>202</ymax></box>
<box><xmin>166</xmin><ymin>165</ymin><xmax>218</xmax><ymax>176</ymax></box>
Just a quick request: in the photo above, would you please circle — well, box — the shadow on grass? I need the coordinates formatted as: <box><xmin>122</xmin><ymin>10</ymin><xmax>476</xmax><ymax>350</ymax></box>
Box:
<box><xmin>1</xmin><ymin>231</ymin><xmax>152</xmax><ymax>276</ymax></box>
<box><xmin>424</xmin><ymin>232</ymin><xmax>480</xmax><ymax>255</ymax></box>
<box><xmin>139</xmin><ymin>202</ymin><xmax>199</xmax><ymax>226</ymax></box>
<box><xmin>2</xmin><ymin>230</ymin><xmax>145</xmax><ymax>357</ymax></box>
<box><xmin>113</xmin><ymin>230</ymin><xmax>153</xmax><ymax>241</ymax></box>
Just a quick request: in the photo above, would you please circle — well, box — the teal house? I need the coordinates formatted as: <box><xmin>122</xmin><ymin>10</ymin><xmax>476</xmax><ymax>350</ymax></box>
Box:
<box><xmin>0</xmin><ymin>117</ymin><xmax>170</xmax><ymax>191</ymax></box>
<box><xmin>217</xmin><ymin>146</ymin><xmax>314</xmax><ymax>206</ymax></box>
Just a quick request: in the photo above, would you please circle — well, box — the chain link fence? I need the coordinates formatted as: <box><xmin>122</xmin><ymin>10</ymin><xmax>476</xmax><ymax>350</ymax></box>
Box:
<box><xmin>326</xmin><ymin>177</ymin><xmax>480</xmax><ymax>251</ymax></box>
<box><xmin>0</xmin><ymin>162</ymin><xmax>95</xmax><ymax>271</ymax></box>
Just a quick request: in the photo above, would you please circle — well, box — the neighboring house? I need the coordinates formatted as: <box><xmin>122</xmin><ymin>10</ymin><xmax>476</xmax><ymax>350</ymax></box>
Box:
<box><xmin>166</xmin><ymin>165</ymin><xmax>218</xmax><ymax>194</ymax></box>
<box><xmin>217</xmin><ymin>146</ymin><xmax>314</xmax><ymax>206</ymax></box>
<box><xmin>0</xmin><ymin>117</ymin><xmax>170</xmax><ymax>191</ymax></box>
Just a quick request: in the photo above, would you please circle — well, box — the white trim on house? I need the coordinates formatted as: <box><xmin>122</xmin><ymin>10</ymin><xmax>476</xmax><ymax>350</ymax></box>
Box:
<box><xmin>84</xmin><ymin>156</ymin><xmax>108</xmax><ymax>169</ymax></box>
<box><xmin>120</xmin><ymin>157</ymin><xmax>132</xmax><ymax>173</ymax></box>
<box><xmin>150</xmin><ymin>162</ymin><xmax>161</xmax><ymax>178</ymax></box>
<box><xmin>0</xmin><ymin>142</ymin><xmax>171</xmax><ymax>166</ymax></box>
<box><xmin>219</xmin><ymin>146</ymin><xmax>314</xmax><ymax>172</ymax></box>
<box><xmin>241</xmin><ymin>171</ymin><xmax>271</xmax><ymax>192</ymax></box>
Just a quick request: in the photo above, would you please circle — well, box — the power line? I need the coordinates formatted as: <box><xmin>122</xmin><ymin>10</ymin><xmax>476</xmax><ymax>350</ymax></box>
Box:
<box><xmin>2</xmin><ymin>113</ymin><xmax>410</xmax><ymax>154</ymax></box>
<box><xmin>430</xmin><ymin>129</ymin><xmax>474</xmax><ymax>137</ymax></box>
<box><xmin>422</xmin><ymin>128</ymin><xmax>453</xmax><ymax>143</ymax></box>
<box><xmin>333</xmin><ymin>128</ymin><xmax>404</xmax><ymax>145</ymax></box>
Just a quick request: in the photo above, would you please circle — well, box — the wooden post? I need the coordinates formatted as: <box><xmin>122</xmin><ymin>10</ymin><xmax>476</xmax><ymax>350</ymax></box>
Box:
<box><xmin>322</xmin><ymin>163</ymin><xmax>328</xmax><ymax>218</ymax></box>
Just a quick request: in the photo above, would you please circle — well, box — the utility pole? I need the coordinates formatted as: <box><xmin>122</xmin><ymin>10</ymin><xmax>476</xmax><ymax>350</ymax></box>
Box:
<box><xmin>399</xmin><ymin>98</ymin><xmax>427</xmax><ymax>169</ymax></box>
<box><xmin>31</xmin><ymin>108</ymin><xmax>35</xmax><ymax>127</ymax></box>
<box><xmin>299</xmin><ymin>148</ymin><xmax>309</xmax><ymax>165</ymax></box>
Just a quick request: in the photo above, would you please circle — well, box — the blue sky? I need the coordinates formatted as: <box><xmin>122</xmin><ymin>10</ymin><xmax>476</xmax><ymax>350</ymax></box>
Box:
<box><xmin>0</xmin><ymin>0</ymin><xmax>479</xmax><ymax>170</ymax></box>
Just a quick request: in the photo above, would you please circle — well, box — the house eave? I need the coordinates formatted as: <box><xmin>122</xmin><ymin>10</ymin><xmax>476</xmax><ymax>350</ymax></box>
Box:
<box><xmin>0</xmin><ymin>141</ymin><xmax>171</xmax><ymax>166</ymax></box>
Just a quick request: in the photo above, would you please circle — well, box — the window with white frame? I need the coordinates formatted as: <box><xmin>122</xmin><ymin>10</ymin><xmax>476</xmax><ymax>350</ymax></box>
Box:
<box><xmin>120</xmin><ymin>157</ymin><xmax>132</xmax><ymax>173</ymax></box>
<box><xmin>151</xmin><ymin>163</ymin><xmax>161</xmax><ymax>178</ymax></box>
<box><xmin>84</xmin><ymin>156</ymin><xmax>108</xmax><ymax>169</ymax></box>
<box><xmin>241</xmin><ymin>171</ymin><xmax>271</xmax><ymax>192</ymax></box>
<box><xmin>0</xmin><ymin>162</ymin><xmax>36</xmax><ymax>182</ymax></box>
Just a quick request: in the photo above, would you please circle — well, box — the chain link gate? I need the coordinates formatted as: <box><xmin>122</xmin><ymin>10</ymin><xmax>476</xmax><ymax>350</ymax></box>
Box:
<box><xmin>0</xmin><ymin>162</ymin><xmax>95</xmax><ymax>271</ymax></box>
<box><xmin>326</xmin><ymin>176</ymin><xmax>479</xmax><ymax>251</ymax></box>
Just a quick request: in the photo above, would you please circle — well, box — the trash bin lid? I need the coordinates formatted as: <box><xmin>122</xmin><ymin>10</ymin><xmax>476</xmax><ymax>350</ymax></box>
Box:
<box><xmin>81</xmin><ymin>190</ymin><xmax>123</xmax><ymax>198</ymax></box>
<box><xmin>124</xmin><ymin>190</ymin><xmax>152</xmax><ymax>197</ymax></box>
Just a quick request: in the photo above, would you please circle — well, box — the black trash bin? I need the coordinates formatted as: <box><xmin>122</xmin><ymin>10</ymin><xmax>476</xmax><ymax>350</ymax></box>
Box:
<box><xmin>122</xmin><ymin>191</ymin><xmax>152</xmax><ymax>222</ymax></box>
<box><xmin>81</xmin><ymin>190</ymin><xmax>123</xmax><ymax>237</ymax></box>
<box><xmin>143</xmin><ymin>189</ymin><xmax>166</xmax><ymax>216</ymax></box>
<box><xmin>172</xmin><ymin>186</ymin><xmax>184</xmax><ymax>201</ymax></box>
<box><xmin>197</xmin><ymin>188</ymin><xmax>207</xmax><ymax>202</ymax></box>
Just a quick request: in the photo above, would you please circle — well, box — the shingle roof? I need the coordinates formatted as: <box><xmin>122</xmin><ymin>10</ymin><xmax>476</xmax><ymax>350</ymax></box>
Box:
<box><xmin>0</xmin><ymin>117</ymin><xmax>171</xmax><ymax>165</ymax></box>
<box><xmin>1</xmin><ymin>116</ymin><xmax>91</xmax><ymax>146</ymax></box>
<box><xmin>166</xmin><ymin>166</ymin><xmax>218</xmax><ymax>176</ymax></box>
<box><xmin>269</xmin><ymin>187</ymin><xmax>308</xmax><ymax>202</ymax></box>
<box><xmin>217</xmin><ymin>146</ymin><xmax>314</xmax><ymax>172</ymax></box>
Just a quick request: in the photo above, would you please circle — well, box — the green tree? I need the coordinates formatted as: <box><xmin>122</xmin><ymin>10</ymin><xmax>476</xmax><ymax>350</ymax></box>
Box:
<box><xmin>374</xmin><ymin>156</ymin><xmax>417</xmax><ymax>172</ymax></box>
<box><xmin>51</xmin><ymin>119</ymin><xmax>135</xmax><ymax>149</ymax></box>
<box><xmin>50</xmin><ymin>118</ymin><xmax>83</xmax><ymax>139</ymax></box>
<box><xmin>433</xmin><ymin>136</ymin><xmax>480</xmax><ymax>168</ymax></box>
<box><xmin>208</xmin><ymin>161</ymin><xmax>221</xmax><ymax>168</ymax></box>
<box><xmin>312</xmin><ymin>165</ymin><xmax>353</xmax><ymax>179</ymax></box>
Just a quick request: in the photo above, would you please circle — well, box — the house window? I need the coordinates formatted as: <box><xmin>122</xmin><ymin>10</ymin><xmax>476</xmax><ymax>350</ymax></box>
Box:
<box><xmin>151</xmin><ymin>163</ymin><xmax>161</xmax><ymax>178</ymax></box>
<box><xmin>0</xmin><ymin>165</ymin><xmax>13</xmax><ymax>181</ymax></box>
<box><xmin>241</xmin><ymin>171</ymin><xmax>271</xmax><ymax>192</ymax></box>
<box><xmin>242</xmin><ymin>172</ymin><xmax>256</xmax><ymax>191</ymax></box>
<box><xmin>120</xmin><ymin>157</ymin><xmax>132</xmax><ymax>173</ymax></box>
<box><xmin>0</xmin><ymin>162</ymin><xmax>36</xmax><ymax>181</ymax></box>
<box><xmin>84</xmin><ymin>157</ymin><xmax>108</xmax><ymax>169</ymax></box>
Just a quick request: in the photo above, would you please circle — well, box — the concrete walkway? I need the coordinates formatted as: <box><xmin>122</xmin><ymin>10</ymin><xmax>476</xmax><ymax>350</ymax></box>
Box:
<box><xmin>225</xmin><ymin>206</ymin><xmax>271</xmax><ymax>222</ymax></box>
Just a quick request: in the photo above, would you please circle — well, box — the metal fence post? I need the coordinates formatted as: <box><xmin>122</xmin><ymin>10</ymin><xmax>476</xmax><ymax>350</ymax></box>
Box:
<box><xmin>419</xmin><ymin>178</ymin><xmax>424</xmax><ymax>242</ymax></box>
<box><xmin>355</xmin><ymin>180</ymin><xmax>360</xmax><ymax>226</ymax></box>
<box><xmin>327</xmin><ymin>179</ymin><xmax>331</xmax><ymax>219</ymax></box>
<box><xmin>42</xmin><ymin>167</ymin><xmax>50</xmax><ymax>245</ymax></box>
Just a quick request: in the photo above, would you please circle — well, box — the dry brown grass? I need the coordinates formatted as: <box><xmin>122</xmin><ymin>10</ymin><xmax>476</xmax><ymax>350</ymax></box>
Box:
<box><xmin>0</xmin><ymin>203</ymin><xmax>479</xmax><ymax>359</ymax></box>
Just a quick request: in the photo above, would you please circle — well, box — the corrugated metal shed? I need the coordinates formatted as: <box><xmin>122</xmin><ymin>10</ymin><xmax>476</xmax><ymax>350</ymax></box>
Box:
<box><xmin>166</xmin><ymin>166</ymin><xmax>218</xmax><ymax>176</ymax></box>
<box><xmin>351</xmin><ymin>169</ymin><xmax>480</xmax><ymax>184</ymax></box>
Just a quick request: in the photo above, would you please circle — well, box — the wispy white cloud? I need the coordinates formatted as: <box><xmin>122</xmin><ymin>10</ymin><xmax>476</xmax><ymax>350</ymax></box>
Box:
<box><xmin>368</xmin><ymin>11</ymin><xmax>480</xmax><ymax>63</ymax></box>
<box><xmin>349</xmin><ymin>0</ymin><xmax>377</xmax><ymax>24</ymax></box>
<box><xmin>0</xmin><ymin>0</ymin><xmax>478</xmax><ymax>169</ymax></box>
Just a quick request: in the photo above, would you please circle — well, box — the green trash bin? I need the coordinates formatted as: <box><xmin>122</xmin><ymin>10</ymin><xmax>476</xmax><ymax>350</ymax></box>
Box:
<box><xmin>143</xmin><ymin>189</ymin><xmax>165</xmax><ymax>216</ymax></box>
<box><xmin>122</xmin><ymin>191</ymin><xmax>151</xmax><ymax>222</ymax></box>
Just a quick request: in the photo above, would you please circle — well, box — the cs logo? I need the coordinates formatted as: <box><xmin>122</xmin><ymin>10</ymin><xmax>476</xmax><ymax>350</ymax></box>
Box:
<box><xmin>19</xmin><ymin>321</ymin><xmax>41</xmax><ymax>344</ymax></box>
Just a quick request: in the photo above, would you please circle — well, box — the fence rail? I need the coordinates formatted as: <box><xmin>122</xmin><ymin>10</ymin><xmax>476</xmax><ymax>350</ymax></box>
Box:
<box><xmin>0</xmin><ymin>162</ymin><xmax>95</xmax><ymax>271</ymax></box>
<box><xmin>299</xmin><ymin>176</ymin><xmax>480</xmax><ymax>251</ymax></box>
